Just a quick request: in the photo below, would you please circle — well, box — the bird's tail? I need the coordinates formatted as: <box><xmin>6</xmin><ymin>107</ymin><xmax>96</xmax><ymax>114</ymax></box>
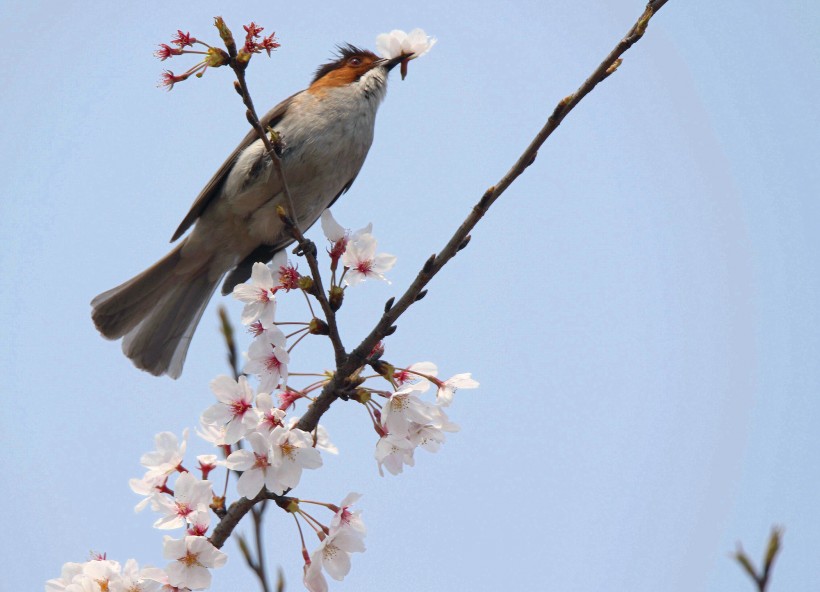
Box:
<box><xmin>90</xmin><ymin>240</ymin><xmax>220</xmax><ymax>378</ymax></box>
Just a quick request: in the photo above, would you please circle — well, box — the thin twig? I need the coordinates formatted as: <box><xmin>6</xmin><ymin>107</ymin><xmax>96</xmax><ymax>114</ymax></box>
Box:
<box><xmin>278</xmin><ymin>216</ymin><xmax>348</xmax><ymax>365</ymax></box>
<box><xmin>251</xmin><ymin>502</ymin><xmax>271</xmax><ymax>592</ymax></box>
<box><xmin>226</xmin><ymin>44</ymin><xmax>347</xmax><ymax>364</ymax></box>
<box><xmin>734</xmin><ymin>526</ymin><xmax>784</xmax><ymax>592</ymax></box>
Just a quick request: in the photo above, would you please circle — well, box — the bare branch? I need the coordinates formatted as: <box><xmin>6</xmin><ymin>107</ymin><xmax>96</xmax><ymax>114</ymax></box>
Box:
<box><xmin>296</xmin><ymin>0</ymin><xmax>672</xmax><ymax>433</ymax></box>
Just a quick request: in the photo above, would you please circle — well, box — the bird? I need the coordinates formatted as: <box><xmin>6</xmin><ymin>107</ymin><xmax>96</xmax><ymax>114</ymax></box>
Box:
<box><xmin>91</xmin><ymin>45</ymin><xmax>407</xmax><ymax>379</ymax></box>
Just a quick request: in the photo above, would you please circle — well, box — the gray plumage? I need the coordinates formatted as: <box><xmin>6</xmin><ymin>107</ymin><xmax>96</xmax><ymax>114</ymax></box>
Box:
<box><xmin>91</xmin><ymin>48</ymin><xmax>400</xmax><ymax>378</ymax></box>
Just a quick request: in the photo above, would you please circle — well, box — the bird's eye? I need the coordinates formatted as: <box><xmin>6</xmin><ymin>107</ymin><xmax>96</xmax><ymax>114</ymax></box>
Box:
<box><xmin>348</xmin><ymin>57</ymin><xmax>362</xmax><ymax>66</ymax></box>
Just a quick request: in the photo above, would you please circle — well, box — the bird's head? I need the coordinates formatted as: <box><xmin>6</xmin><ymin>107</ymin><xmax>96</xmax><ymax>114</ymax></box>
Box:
<box><xmin>308</xmin><ymin>44</ymin><xmax>405</xmax><ymax>96</ymax></box>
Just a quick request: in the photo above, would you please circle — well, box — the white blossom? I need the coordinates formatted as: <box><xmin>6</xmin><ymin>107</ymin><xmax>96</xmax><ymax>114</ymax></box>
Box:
<box><xmin>330</xmin><ymin>492</ymin><xmax>366</xmax><ymax>539</ymax></box>
<box><xmin>224</xmin><ymin>431</ymin><xmax>276</xmax><ymax>499</ymax></box>
<box><xmin>244</xmin><ymin>326</ymin><xmax>290</xmax><ymax>392</ymax></box>
<box><xmin>375</xmin><ymin>28</ymin><xmax>436</xmax><ymax>60</ymax></box>
<box><xmin>201</xmin><ymin>375</ymin><xmax>259</xmax><ymax>444</ymax></box>
<box><xmin>342</xmin><ymin>233</ymin><xmax>396</xmax><ymax>286</ymax></box>
<box><xmin>375</xmin><ymin>433</ymin><xmax>416</xmax><ymax>476</ymax></box>
<box><xmin>435</xmin><ymin>373</ymin><xmax>479</xmax><ymax>406</ymax></box>
<box><xmin>129</xmin><ymin>471</ymin><xmax>168</xmax><ymax>512</ymax></box>
<box><xmin>287</xmin><ymin>417</ymin><xmax>338</xmax><ymax>454</ymax></box>
<box><xmin>255</xmin><ymin>392</ymin><xmax>287</xmax><ymax>432</ymax></box>
<box><xmin>162</xmin><ymin>536</ymin><xmax>227</xmax><ymax>590</ymax></box>
<box><xmin>304</xmin><ymin>524</ymin><xmax>366</xmax><ymax>591</ymax></box>
<box><xmin>152</xmin><ymin>472</ymin><xmax>213</xmax><ymax>530</ymax></box>
<box><xmin>269</xmin><ymin>426</ymin><xmax>323</xmax><ymax>494</ymax></box>
<box><xmin>408</xmin><ymin>405</ymin><xmax>460</xmax><ymax>452</ymax></box>
<box><xmin>380</xmin><ymin>384</ymin><xmax>436</xmax><ymax>437</ymax></box>
<box><xmin>232</xmin><ymin>255</ymin><xmax>286</xmax><ymax>325</ymax></box>
<box><xmin>140</xmin><ymin>430</ymin><xmax>188</xmax><ymax>479</ymax></box>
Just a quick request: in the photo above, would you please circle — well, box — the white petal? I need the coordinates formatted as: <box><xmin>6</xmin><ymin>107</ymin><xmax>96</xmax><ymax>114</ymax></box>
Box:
<box><xmin>371</xmin><ymin>253</ymin><xmax>397</xmax><ymax>273</ymax></box>
<box><xmin>224</xmin><ymin>449</ymin><xmax>255</xmax><ymax>471</ymax></box>
<box><xmin>408</xmin><ymin>361</ymin><xmax>438</xmax><ymax>376</ymax></box>
<box><xmin>250</xmin><ymin>262</ymin><xmax>274</xmax><ymax>287</ymax></box>
<box><xmin>322</xmin><ymin>544</ymin><xmax>352</xmax><ymax>580</ymax></box>
<box><xmin>321</xmin><ymin>210</ymin><xmax>346</xmax><ymax>241</ymax></box>
<box><xmin>209</xmin><ymin>375</ymin><xmax>239</xmax><ymax>402</ymax></box>
<box><xmin>236</xmin><ymin>468</ymin><xmax>265</xmax><ymax>499</ymax></box>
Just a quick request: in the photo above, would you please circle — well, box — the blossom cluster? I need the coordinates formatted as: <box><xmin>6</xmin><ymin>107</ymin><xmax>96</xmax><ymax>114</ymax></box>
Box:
<box><xmin>45</xmin><ymin>544</ymin><xmax>226</xmax><ymax>592</ymax></box>
<box><xmin>50</xmin><ymin>203</ymin><xmax>472</xmax><ymax>591</ymax></box>
<box><xmin>303</xmin><ymin>493</ymin><xmax>367</xmax><ymax>592</ymax></box>
<box><xmin>375</xmin><ymin>28</ymin><xmax>436</xmax><ymax>79</ymax></box>
<box><xmin>156</xmin><ymin>19</ymin><xmax>279</xmax><ymax>90</ymax></box>
<box><xmin>372</xmin><ymin>361</ymin><xmax>477</xmax><ymax>475</ymax></box>
<box><xmin>46</xmin><ymin>556</ymin><xmax>162</xmax><ymax>592</ymax></box>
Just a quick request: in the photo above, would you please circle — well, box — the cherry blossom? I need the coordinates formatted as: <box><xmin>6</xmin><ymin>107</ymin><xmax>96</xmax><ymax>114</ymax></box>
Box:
<box><xmin>45</xmin><ymin>562</ymin><xmax>83</xmax><ymax>592</ymax></box>
<box><xmin>287</xmin><ymin>417</ymin><xmax>338</xmax><ymax>454</ymax></box>
<box><xmin>130</xmin><ymin>471</ymin><xmax>170</xmax><ymax>512</ymax></box>
<box><xmin>408</xmin><ymin>405</ymin><xmax>460</xmax><ymax>452</ymax></box>
<box><xmin>152</xmin><ymin>472</ymin><xmax>213</xmax><ymax>530</ymax></box>
<box><xmin>255</xmin><ymin>392</ymin><xmax>287</xmax><ymax>432</ymax></box>
<box><xmin>375</xmin><ymin>28</ymin><xmax>436</xmax><ymax>79</ymax></box>
<box><xmin>162</xmin><ymin>536</ymin><xmax>227</xmax><ymax>590</ymax></box>
<box><xmin>201</xmin><ymin>375</ymin><xmax>259</xmax><ymax>444</ymax></box>
<box><xmin>140</xmin><ymin>567</ymin><xmax>183</xmax><ymax>591</ymax></box>
<box><xmin>380</xmin><ymin>384</ymin><xmax>436</xmax><ymax>437</ymax></box>
<box><xmin>433</xmin><ymin>372</ymin><xmax>479</xmax><ymax>406</ymax></box>
<box><xmin>341</xmin><ymin>233</ymin><xmax>396</xmax><ymax>286</ymax></box>
<box><xmin>330</xmin><ymin>492</ymin><xmax>366</xmax><ymax>539</ymax></box>
<box><xmin>121</xmin><ymin>558</ymin><xmax>163</xmax><ymax>592</ymax></box>
<box><xmin>309</xmin><ymin>527</ymin><xmax>366</xmax><ymax>582</ymax></box>
<box><xmin>232</xmin><ymin>257</ymin><xmax>285</xmax><ymax>325</ymax></box>
<box><xmin>268</xmin><ymin>426</ymin><xmax>323</xmax><ymax>493</ymax></box>
<box><xmin>244</xmin><ymin>326</ymin><xmax>290</xmax><ymax>392</ymax></box>
<box><xmin>196</xmin><ymin>418</ymin><xmax>229</xmax><ymax>447</ymax></box>
<box><xmin>375</xmin><ymin>433</ymin><xmax>416</xmax><ymax>476</ymax></box>
<box><xmin>375</xmin><ymin>28</ymin><xmax>437</xmax><ymax>60</ymax></box>
<box><xmin>140</xmin><ymin>430</ymin><xmax>188</xmax><ymax>479</ymax></box>
<box><xmin>186</xmin><ymin>510</ymin><xmax>211</xmax><ymax>537</ymax></box>
<box><xmin>303</xmin><ymin>558</ymin><xmax>328</xmax><ymax>592</ymax></box>
<box><xmin>320</xmin><ymin>210</ymin><xmax>373</xmax><ymax>268</ymax></box>
<box><xmin>224</xmin><ymin>431</ymin><xmax>276</xmax><ymax>499</ymax></box>
<box><xmin>46</xmin><ymin>558</ymin><xmax>162</xmax><ymax>592</ymax></box>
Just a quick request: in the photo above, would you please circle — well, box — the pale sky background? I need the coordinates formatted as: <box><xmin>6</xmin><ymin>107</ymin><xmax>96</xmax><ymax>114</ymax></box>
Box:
<box><xmin>2</xmin><ymin>1</ymin><xmax>820</xmax><ymax>591</ymax></box>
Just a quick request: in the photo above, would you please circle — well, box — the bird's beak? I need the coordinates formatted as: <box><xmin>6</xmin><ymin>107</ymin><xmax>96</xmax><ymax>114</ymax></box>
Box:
<box><xmin>381</xmin><ymin>54</ymin><xmax>408</xmax><ymax>72</ymax></box>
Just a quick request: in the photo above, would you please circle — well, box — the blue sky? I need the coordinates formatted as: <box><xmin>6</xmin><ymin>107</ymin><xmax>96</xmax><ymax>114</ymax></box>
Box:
<box><xmin>3</xmin><ymin>1</ymin><xmax>820</xmax><ymax>590</ymax></box>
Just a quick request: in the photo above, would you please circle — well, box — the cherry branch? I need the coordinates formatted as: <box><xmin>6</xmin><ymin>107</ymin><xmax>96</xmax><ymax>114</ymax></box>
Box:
<box><xmin>208</xmin><ymin>0</ymin><xmax>673</xmax><ymax>549</ymax></box>
<box><xmin>298</xmin><ymin>0</ymin><xmax>671</xmax><ymax>432</ymax></box>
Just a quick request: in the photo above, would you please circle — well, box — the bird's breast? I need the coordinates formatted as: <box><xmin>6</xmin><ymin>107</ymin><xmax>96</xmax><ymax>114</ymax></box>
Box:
<box><xmin>190</xmin><ymin>85</ymin><xmax>383</xmax><ymax>274</ymax></box>
<box><xmin>242</xmin><ymin>88</ymin><xmax>380</xmax><ymax>240</ymax></box>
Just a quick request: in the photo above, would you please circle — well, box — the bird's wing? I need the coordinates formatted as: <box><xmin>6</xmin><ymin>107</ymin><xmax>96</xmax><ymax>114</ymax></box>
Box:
<box><xmin>170</xmin><ymin>92</ymin><xmax>300</xmax><ymax>242</ymax></box>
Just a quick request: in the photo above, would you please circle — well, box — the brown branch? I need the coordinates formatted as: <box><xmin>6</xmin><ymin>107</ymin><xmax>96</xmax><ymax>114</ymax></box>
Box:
<box><xmin>277</xmin><ymin>211</ymin><xmax>348</xmax><ymax>366</ymax></box>
<box><xmin>297</xmin><ymin>0</ymin><xmax>671</xmax><ymax>433</ymax></box>
<box><xmin>210</xmin><ymin>0</ymin><xmax>672</xmax><ymax>552</ymax></box>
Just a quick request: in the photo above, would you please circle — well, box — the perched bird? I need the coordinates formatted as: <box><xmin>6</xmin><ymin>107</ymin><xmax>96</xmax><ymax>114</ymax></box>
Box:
<box><xmin>92</xmin><ymin>45</ymin><xmax>406</xmax><ymax>378</ymax></box>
